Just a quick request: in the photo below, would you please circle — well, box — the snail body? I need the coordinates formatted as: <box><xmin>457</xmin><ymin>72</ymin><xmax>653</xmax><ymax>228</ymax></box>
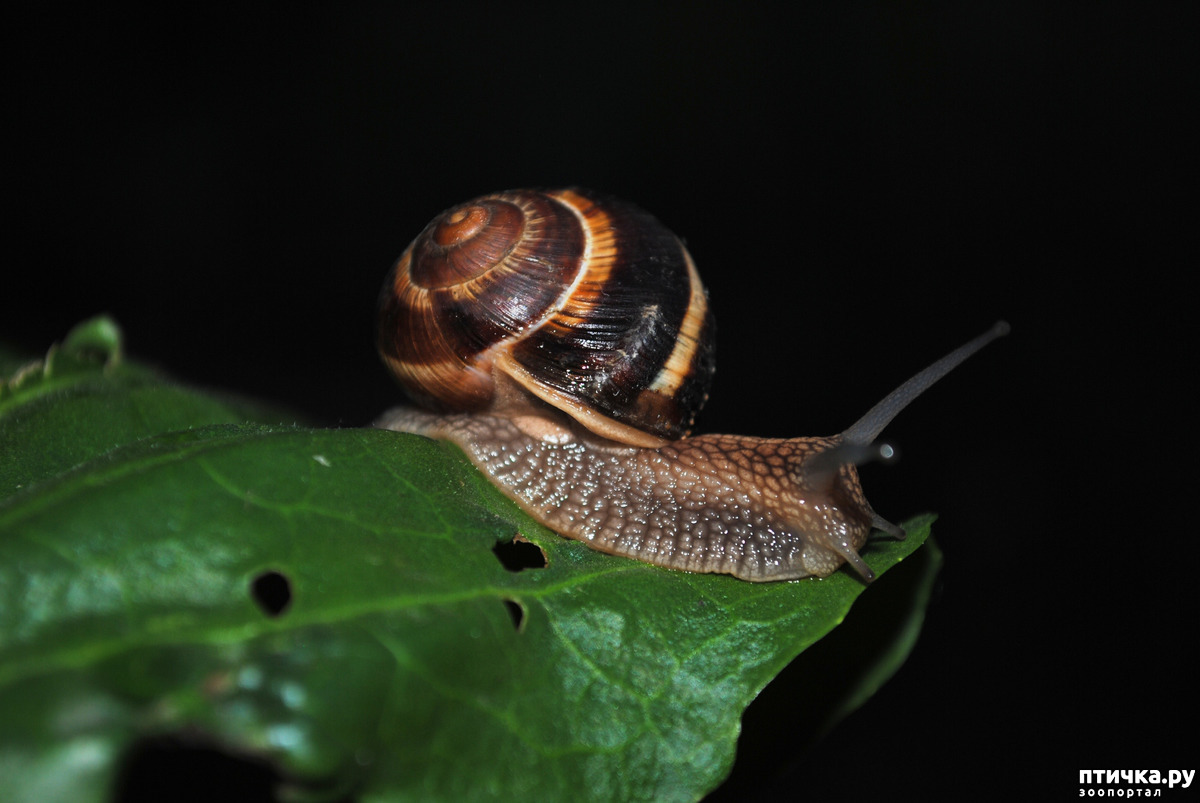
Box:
<box><xmin>376</xmin><ymin>188</ymin><xmax>1007</xmax><ymax>582</ymax></box>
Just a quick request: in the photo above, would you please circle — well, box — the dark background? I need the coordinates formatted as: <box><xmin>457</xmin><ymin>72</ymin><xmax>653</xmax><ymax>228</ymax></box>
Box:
<box><xmin>6</xmin><ymin>4</ymin><xmax>1193</xmax><ymax>800</ymax></box>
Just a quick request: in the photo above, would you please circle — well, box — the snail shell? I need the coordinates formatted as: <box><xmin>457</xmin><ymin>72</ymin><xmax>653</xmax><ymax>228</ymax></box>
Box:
<box><xmin>375</xmin><ymin>188</ymin><xmax>1008</xmax><ymax>582</ymax></box>
<box><xmin>377</xmin><ymin>188</ymin><xmax>715</xmax><ymax>447</ymax></box>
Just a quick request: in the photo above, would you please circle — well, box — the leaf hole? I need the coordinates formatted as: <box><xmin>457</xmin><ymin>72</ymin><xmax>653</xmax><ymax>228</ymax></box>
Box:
<box><xmin>492</xmin><ymin>534</ymin><xmax>547</xmax><ymax>572</ymax></box>
<box><xmin>250</xmin><ymin>570</ymin><xmax>292</xmax><ymax>617</ymax></box>
<box><xmin>502</xmin><ymin>598</ymin><xmax>526</xmax><ymax>631</ymax></box>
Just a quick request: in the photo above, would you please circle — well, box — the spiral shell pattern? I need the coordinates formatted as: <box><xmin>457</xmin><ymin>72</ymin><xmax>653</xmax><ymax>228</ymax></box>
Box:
<box><xmin>377</xmin><ymin>188</ymin><xmax>716</xmax><ymax>442</ymax></box>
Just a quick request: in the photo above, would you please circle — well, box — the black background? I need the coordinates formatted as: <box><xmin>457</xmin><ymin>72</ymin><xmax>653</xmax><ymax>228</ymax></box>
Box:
<box><xmin>6</xmin><ymin>4</ymin><xmax>1194</xmax><ymax>800</ymax></box>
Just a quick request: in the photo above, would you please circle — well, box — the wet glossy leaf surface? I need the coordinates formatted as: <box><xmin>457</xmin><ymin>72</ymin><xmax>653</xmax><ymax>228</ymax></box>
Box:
<box><xmin>0</xmin><ymin>318</ymin><xmax>938</xmax><ymax>802</ymax></box>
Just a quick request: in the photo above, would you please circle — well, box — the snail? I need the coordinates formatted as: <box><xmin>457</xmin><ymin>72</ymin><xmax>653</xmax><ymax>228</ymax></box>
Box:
<box><xmin>375</xmin><ymin>188</ymin><xmax>1007</xmax><ymax>582</ymax></box>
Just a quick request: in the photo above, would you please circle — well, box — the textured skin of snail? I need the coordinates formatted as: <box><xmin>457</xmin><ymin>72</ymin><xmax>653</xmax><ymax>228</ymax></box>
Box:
<box><xmin>375</xmin><ymin>187</ymin><xmax>1006</xmax><ymax>582</ymax></box>
<box><xmin>376</xmin><ymin>383</ymin><xmax>879</xmax><ymax>582</ymax></box>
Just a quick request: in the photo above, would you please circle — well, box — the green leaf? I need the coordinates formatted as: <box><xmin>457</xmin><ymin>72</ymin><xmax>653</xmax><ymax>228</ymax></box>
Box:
<box><xmin>0</xmin><ymin>316</ymin><xmax>296</xmax><ymax>501</ymax></box>
<box><xmin>0</xmin><ymin>318</ymin><xmax>939</xmax><ymax>802</ymax></box>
